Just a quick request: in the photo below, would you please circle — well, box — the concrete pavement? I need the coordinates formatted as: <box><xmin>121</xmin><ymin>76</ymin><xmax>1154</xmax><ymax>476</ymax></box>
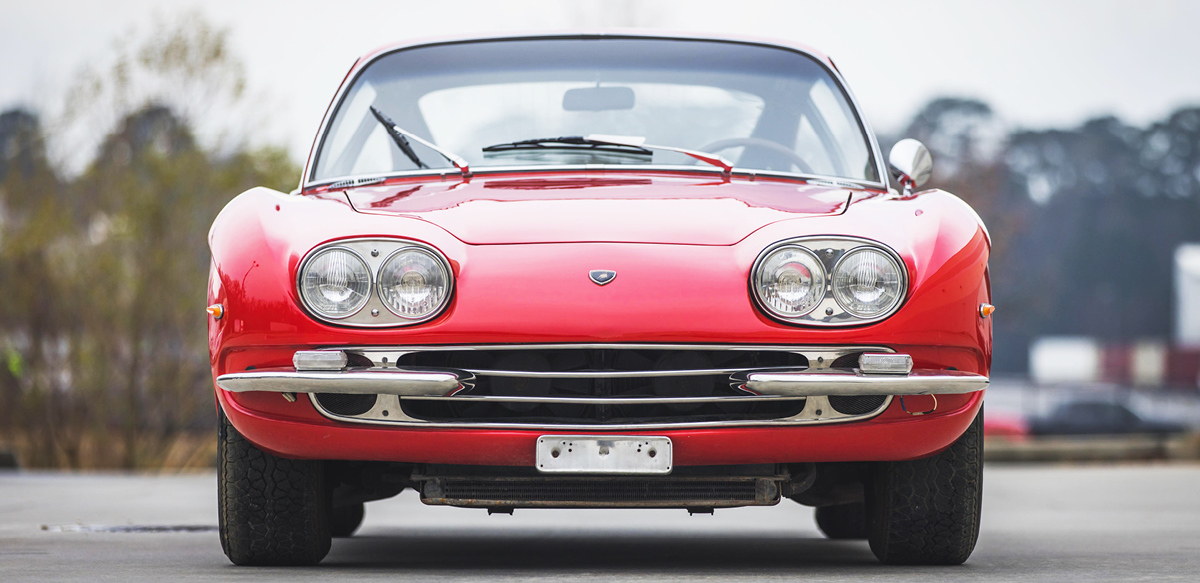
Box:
<box><xmin>2</xmin><ymin>464</ymin><xmax>1199</xmax><ymax>581</ymax></box>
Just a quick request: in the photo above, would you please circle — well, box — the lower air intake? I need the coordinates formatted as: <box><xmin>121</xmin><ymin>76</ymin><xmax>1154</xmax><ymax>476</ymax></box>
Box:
<box><xmin>314</xmin><ymin>393</ymin><xmax>377</xmax><ymax>416</ymax></box>
<box><xmin>827</xmin><ymin>395</ymin><xmax>888</xmax><ymax>415</ymax></box>
<box><xmin>422</xmin><ymin>477</ymin><xmax>778</xmax><ymax>508</ymax></box>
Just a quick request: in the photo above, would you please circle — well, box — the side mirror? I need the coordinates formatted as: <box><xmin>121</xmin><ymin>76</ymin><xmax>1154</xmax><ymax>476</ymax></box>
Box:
<box><xmin>888</xmin><ymin>139</ymin><xmax>933</xmax><ymax>191</ymax></box>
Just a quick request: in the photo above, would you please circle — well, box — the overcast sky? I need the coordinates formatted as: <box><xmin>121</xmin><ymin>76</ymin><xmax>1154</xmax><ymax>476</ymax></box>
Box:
<box><xmin>4</xmin><ymin>0</ymin><xmax>1200</xmax><ymax>163</ymax></box>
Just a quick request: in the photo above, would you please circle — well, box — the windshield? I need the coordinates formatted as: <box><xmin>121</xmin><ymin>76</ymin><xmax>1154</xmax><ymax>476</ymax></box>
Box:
<box><xmin>311</xmin><ymin>38</ymin><xmax>880</xmax><ymax>184</ymax></box>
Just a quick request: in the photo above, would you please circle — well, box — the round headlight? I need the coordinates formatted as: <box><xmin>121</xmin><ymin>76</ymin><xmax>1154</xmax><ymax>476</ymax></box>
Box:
<box><xmin>753</xmin><ymin>246</ymin><xmax>827</xmax><ymax>318</ymax></box>
<box><xmin>299</xmin><ymin>248</ymin><xmax>372</xmax><ymax>318</ymax></box>
<box><xmin>832</xmin><ymin>247</ymin><xmax>904</xmax><ymax>318</ymax></box>
<box><xmin>377</xmin><ymin>247</ymin><xmax>451</xmax><ymax>320</ymax></box>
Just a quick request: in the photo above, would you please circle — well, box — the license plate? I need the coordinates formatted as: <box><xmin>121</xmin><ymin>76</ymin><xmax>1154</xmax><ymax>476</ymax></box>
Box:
<box><xmin>536</xmin><ymin>435</ymin><xmax>673</xmax><ymax>475</ymax></box>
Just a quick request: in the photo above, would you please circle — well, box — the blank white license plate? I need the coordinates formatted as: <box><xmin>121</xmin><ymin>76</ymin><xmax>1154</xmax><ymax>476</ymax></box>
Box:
<box><xmin>536</xmin><ymin>435</ymin><xmax>673</xmax><ymax>475</ymax></box>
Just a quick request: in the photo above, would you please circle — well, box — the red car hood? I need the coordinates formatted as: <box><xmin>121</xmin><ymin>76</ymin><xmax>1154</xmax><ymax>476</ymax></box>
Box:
<box><xmin>343</xmin><ymin>174</ymin><xmax>856</xmax><ymax>245</ymax></box>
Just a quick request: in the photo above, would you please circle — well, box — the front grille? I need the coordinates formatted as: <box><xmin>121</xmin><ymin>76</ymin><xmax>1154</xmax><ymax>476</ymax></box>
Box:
<box><xmin>422</xmin><ymin>477</ymin><xmax>777</xmax><ymax>508</ymax></box>
<box><xmin>308</xmin><ymin>344</ymin><xmax>895</xmax><ymax>428</ymax></box>
<box><xmin>397</xmin><ymin>347</ymin><xmax>807</xmax><ymax>424</ymax></box>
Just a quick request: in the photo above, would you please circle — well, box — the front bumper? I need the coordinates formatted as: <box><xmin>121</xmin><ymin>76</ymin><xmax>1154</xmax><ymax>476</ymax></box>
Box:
<box><xmin>214</xmin><ymin>345</ymin><xmax>986</xmax><ymax>430</ymax></box>
<box><xmin>218</xmin><ymin>387</ymin><xmax>983</xmax><ymax>465</ymax></box>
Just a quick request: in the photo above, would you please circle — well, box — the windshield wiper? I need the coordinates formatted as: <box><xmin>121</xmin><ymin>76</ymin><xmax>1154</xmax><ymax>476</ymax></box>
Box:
<box><xmin>482</xmin><ymin>134</ymin><xmax>733</xmax><ymax>176</ymax></box>
<box><xmin>483</xmin><ymin>136</ymin><xmax>654</xmax><ymax>156</ymax></box>
<box><xmin>369</xmin><ymin>106</ymin><xmax>469</xmax><ymax>177</ymax></box>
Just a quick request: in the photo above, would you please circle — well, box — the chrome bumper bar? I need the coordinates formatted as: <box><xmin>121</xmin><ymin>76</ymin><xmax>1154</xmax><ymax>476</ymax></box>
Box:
<box><xmin>216</xmin><ymin>369</ymin><xmax>468</xmax><ymax>397</ymax></box>
<box><xmin>216</xmin><ymin>368</ymin><xmax>986</xmax><ymax>398</ymax></box>
<box><xmin>737</xmin><ymin>369</ymin><xmax>988</xmax><ymax>396</ymax></box>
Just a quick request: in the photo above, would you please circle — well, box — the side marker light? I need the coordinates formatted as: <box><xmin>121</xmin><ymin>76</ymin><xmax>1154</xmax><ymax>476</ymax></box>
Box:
<box><xmin>206</xmin><ymin>304</ymin><xmax>224</xmax><ymax>320</ymax></box>
<box><xmin>979</xmin><ymin>303</ymin><xmax>995</xmax><ymax>318</ymax></box>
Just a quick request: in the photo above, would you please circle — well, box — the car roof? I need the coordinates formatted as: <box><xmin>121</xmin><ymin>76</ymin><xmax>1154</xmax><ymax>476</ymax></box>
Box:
<box><xmin>352</xmin><ymin>31</ymin><xmax>836</xmax><ymax>72</ymax></box>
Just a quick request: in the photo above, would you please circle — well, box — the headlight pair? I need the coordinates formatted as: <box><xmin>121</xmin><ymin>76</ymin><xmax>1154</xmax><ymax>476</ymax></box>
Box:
<box><xmin>752</xmin><ymin>238</ymin><xmax>906</xmax><ymax>325</ymax></box>
<box><xmin>298</xmin><ymin>240</ymin><xmax>452</xmax><ymax>326</ymax></box>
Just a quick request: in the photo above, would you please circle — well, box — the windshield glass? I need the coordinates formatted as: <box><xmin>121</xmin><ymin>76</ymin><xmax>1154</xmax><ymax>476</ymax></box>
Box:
<box><xmin>311</xmin><ymin>38</ymin><xmax>879</xmax><ymax>184</ymax></box>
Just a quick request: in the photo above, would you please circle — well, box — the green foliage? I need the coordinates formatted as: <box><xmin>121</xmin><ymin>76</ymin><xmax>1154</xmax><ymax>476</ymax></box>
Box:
<box><xmin>0</xmin><ymin>17</ymin><xmax>297</xmax><ymax>469</ymax></box>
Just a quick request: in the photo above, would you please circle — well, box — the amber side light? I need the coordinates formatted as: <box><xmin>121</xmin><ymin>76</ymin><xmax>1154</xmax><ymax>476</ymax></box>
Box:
<box><xmin>979</xmin><ymin>303</ymin><xmax>995</xmax><ymax>318</ymax></box>
<box><xmin>207</xmin><ymin>304</ymin><xmax>224</xmax><ymax>320</ymax></box>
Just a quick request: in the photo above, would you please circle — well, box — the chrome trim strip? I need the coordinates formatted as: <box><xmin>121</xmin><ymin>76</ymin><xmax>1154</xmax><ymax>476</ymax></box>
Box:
<box><xmin>463</xmin><ymin>366</ymin><xmax>804</xmax><ymax>379</ymax></box>
<box><xmin>309</xmin><ymin>164</ymin><xmax>882</xmax><ymax>193</ymax></box>
<box><xmin>405</xmin><ymin>394</ymin><xmax>801</xmax><ymax>405</ymax></box>
<box><xmin>740</xmin><ymin>370</ymin><xmax>988</xmax><ymax>396</ymax></box>
<box><xmin>216</xmin><ymin>369</ymin><xmax>468</xmax><ymax>396</ymax></box>
<box><xmin>339</xmin><ymin>343</ymin><xmax>891</xmax><ymax>355</ymax></box>
<box><xmin>307</xmin><ymin>393</ymin><xmax>895</xmax><ymax>430</ymax></box>
<box><xmin>301</xmin><ymin>33</ymin><xmax>889</xmax><ymax>191</ymax></box>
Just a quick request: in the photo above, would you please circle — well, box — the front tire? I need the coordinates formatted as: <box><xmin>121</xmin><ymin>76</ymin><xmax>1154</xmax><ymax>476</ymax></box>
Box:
<box><xmin>867</xmin><ymin>409</ymin><xmax>983</xmax><ymax>565</ymax></box>
<box><xmin>218</xmin><ymin>410</ymin><xmax>331</xmax><ymax>566</ymax></box>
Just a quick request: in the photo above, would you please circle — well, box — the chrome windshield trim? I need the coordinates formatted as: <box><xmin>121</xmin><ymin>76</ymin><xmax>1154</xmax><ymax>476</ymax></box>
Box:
<box><xmin>308</xmin><ymin>164</ymin><xmax>886</xmax><ymax>193</ymax></box>
<box><xmin>301</xmin><ymin>33</ymin><xmax>889</xmax><ymax>192</ymax></box>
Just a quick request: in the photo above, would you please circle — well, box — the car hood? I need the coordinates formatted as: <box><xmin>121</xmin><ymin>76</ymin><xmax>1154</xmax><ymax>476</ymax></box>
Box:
<box><xmin>342</xmin><ymin>174</ymin><xmax>857</xmax><ymax>245</ymax></box>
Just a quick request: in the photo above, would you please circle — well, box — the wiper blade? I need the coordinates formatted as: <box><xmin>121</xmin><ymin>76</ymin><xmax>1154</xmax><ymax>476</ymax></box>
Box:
<box><xmin>481</xmin><ymin>134</ymin><xmax>733</xmax><ymax>176</ymax></box>
<box><xmin>369</xmin><ymin>106</ymin><xmax>469</xmax><ymax>177</ymax></box>
<box><xmin>482</xmin><ymin>135</ymin><xmax>653</xmax><ymax>156</ymax></box>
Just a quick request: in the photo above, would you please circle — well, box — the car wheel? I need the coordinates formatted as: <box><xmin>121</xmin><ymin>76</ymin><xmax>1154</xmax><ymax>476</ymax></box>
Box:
<box><xmin>867</xmin><ymin>408</ymin><xmax>983</xmax><ymax>565</ymax></box>
<box><xmin>330</xmin><ymin>503</ymin><xmax>365</xmax><ymax>538</ymax></box>
<box><xmin>218</xmin><ymin>409</ymin><xmax>331</xmax><ymax>566</ymax></box>
<box><xmin>814</xmin><ymin>502</ymin><xmax>867</xmax><ymax>539</ymax></box>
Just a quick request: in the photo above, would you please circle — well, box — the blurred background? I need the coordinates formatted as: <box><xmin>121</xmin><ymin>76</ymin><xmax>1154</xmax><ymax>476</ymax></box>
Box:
<box><xmin>3</xmin><ymin>0</ymin><xmax>1200</xmax><ymax>469</ymax></box>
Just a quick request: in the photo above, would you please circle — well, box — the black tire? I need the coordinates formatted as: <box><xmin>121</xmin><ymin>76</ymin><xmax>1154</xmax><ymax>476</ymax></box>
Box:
<box><xmin>330</xmin><ymin>503</ymin><xmax>365</xmax><ymax>538</ymax></box>
<box><xmin>867</xmin><ymin>409</ymin><xmax>983</xmax><ymax>565</ymax></box>
<box><xmin>218</xmin><ymin>410</ymin><xmax>331</xmax><ymax>566</ymax></box>
<box><xmin>815</xmin><ymin>502</ymin><xmax>867</xmax><ymax>540</ymax></box>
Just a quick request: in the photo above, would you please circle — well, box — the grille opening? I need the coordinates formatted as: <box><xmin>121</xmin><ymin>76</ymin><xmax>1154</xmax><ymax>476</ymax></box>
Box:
<box><xmin>395</xmin><ymin>347</ymin><xmax>810</xmax><ymax>423</ymax></box>
<box><xmin>427</xmin><ymin>478</ymin><xmax>766</xmax><ymax>504</ymax></box>
<box><xmin>827</xmin><ymin>395</ymin><xmax>888</xmax><ymax>415</ymax></box>
<box><xmin>316</xmin><ymin>393</ymin><xmax>377</xmax><ymax>416</ymax></box>
<box><xmin>398</xmin><ymin>347</ymin><xmax>808</xmax><ymax>378</ymax></box>
<box><xmin>829</xmin><ymin>352</ymin><xmax>862</xmax><ymax>370</ymax></box>
<box><xmin>401</xmin><ymin>397</ymin><xmax>806</xmax><ymax>424</ymax></box>
<box><xmin>345</xmin><ymin>352</ymin><xmax>375</xmax><ymax>368</ymax></box>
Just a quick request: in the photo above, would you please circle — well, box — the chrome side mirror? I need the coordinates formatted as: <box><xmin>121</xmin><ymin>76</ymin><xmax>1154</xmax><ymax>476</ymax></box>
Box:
<box><xmin>888</xmin><ymin>139</ymin><xmax>933</xmax><ymax>192</ymax></box>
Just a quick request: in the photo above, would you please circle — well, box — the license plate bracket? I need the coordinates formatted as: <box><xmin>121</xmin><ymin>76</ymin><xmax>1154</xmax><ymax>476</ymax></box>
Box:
<box><xmin>536</xmin><ymin>435</ymin><xmax>673</xmax><ymax>475</ymax></box>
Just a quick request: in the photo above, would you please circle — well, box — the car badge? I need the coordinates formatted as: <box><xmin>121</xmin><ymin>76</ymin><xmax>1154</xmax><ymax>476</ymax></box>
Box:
<box><xmin>589</xmin><ymin>270</ymin><xmax>616</xmax><ymax>286</ymax></box>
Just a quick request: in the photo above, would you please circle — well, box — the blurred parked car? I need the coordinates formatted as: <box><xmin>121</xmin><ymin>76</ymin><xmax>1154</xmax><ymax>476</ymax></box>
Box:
<box><xmin>1029</xmin><ymin>400</ymin><xmax>1186</xmax><ymax>436</ymax></box>
<box><xmin>983</xmin><ymin>411</ymin><xmax>1029</xmax><ymax>441</ymax></box>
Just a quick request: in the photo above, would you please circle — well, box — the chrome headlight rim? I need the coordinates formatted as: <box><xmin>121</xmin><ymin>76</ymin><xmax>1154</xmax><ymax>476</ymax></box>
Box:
<box><xmin>375</xmin><ymin>245</ymin><xmax>454</xmax><ymax>322</ymax></box>
<box><xmin>297</xmin><ymin>246</ymin><xmax>373</xmax><ymax>320</ymax></box>
<box><xmin>750</xmin><ymin>244</ymin><xmax>828</xmax><ymax>319</ymax></box>
<box><xmin>830</xmin><ymin>246</ymin><xmax>906</xmax><ymax>319</ymax></box>
<box><xmin>296</xmin><ymin>238</ymin><xmax>455</xmax><ymax>327</ymax></box>
<box><xmin>749</xmin><ymin>236</ymin><xmax>908</xmax><ymax>327</ymax></box>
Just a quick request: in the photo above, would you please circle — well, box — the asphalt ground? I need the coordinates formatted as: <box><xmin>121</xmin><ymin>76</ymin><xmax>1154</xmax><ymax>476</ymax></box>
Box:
<box><xmin>2</xmin><ymin>464</ymin><xmax>1199</xmax><ymax>582</ymax></box>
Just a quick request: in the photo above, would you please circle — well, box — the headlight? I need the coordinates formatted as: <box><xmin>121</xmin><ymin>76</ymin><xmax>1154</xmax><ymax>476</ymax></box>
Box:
<box><xmin>299</xmin><ymin>248</ymin><xmax>372</xmax><ymax>318</ymax></box>
<box><xmin>377</xmin><ymin>247</ymin><xmax>451</xmax><ymax>320</ymax></box>
<box><xmin>753</xmin><ymin>246</ymin><xmax>827</xmax><ymax>317</ymax></box>
<box><xmin>832</xmin><ymin>247</ymin><xmax>904</xmax><ymax>318</ymax></box>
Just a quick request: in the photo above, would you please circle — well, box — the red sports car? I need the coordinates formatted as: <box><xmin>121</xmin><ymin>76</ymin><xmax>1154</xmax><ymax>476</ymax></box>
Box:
<box><xmin>208</xmin><ymin>33</ymin><xmax>991</xmax><ymax>566</ymax></box>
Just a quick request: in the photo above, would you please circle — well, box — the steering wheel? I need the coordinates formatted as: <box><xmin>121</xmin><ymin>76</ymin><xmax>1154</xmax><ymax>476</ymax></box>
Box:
<box><xmin>698</xmin><ymin>137</ymin><xmax>815</xmax><ymax>174</ymax></box>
